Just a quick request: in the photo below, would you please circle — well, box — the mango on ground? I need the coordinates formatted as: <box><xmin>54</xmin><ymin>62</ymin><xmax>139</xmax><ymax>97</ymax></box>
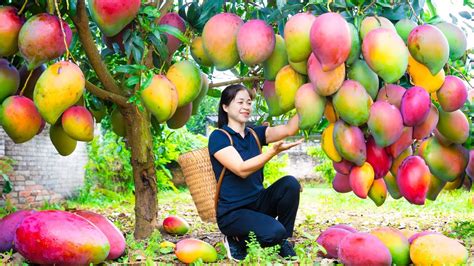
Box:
<box><xmin>408</xmin><ymin>231</ymin><xmax>440</xmax><ymax>244</ymax></box>
<box><xmin>408</xmin><ymin>54</ymin><xmax>445</xmax><ymax>93</ymax></box>
<box><xmin>397</xmin><ymin>156</ymin><xmax>431</xmax><ymax>205</ymax></box>
<box><xmin>142</xmin><ymin>75</ymin><xmax>178</xmax><ymax>122</ymax></box>
<box><xmin>190</xmin><ymin>36</ymin><xmax>213</xmax><ymax>67</ymax></box>
<box><xmin>333</xmin><ymin>80</ymin><xmax>372</xmax><ymax>126</ymax></box>
<box><xmin>166</xmin><ymin>61</ymin><xmax>201</xmax><ymax>107</ymax></box>
<box><xmin>237</xmin><ymin>19</ymin><xmax>275</xmax><ymax>66</ymax></box>
<box><xmin>88</xmin><ymin>0</ymin><xmax>140</xmax><ymax>37</ymax></box>
<box><xmin>413</xmin><ymin>104</ymin><xmax>438</xmax><ymax>140</ymax></box>
<box><xmin>436</xmin><ymin>75</ymin><xmax>467</xmax><ymax>112</ymax></box>
<box><xmin>333</xmin><ymin>120</ymin><xmax>366</xmax><ymax>166</ymax></box>
<box><xmin>284</xmin><ymin>12</ymin><xmax>316</xmax><ymax>63</ymax></box>
<box><xmin>329</xmin><ymin>224</ymin><xmax>358</xmax><ymax>233</ymax></box>
<box><xmin>0</xmin><ymin>96</ymin><xmax>42</xmax><ymax>144</ymax></box>
<box><xmin>295</xmin><ymin>83</ymin><xmax>325</xmax><ymax>130</ymax></box>
<box><xmin>338</xmin><ymin>233</ymin><xmax>392</xmax><ymax>266</ymax></box>
<box><xmin>310</xmin><ymin>12</ymin><xmax>351</xmax><ymax>71</ymax></box>
<box><xmin>362</xmin><ymin>28</ymin><xmax>408</xmax><ymax>83</ymax></box>
<box><xmin>18</xmin><ymin>13</ymin><xmax>72</xmax><ymax>70</ymax></box>
<box><xmin>360</xmin><ymin>16</ymin><xmax>396</xmax><ymax>40</ymax></box>
<box><xmin>376</xmin><ymin>84</ymin><xmax>406</xmax><ymax>109</ymax></box>
<box><xmin>307</xmin><ymin>53</ymin><xmax>345</xmax><ymax>96</ymax></box>
<box><xmin>347</xmin><ymin>59</ymin><xmax>379</xmax><ymax>99</ymax></box>
<box><xmin>316</xmin><ymin>227</ymin><xmax>353</xmax><ymax>259</ymax></box>
<box><xmin>202</xmin><ymin>13</ymin><xmax>243</xmax><ymax>71</ymax></box>
<box><xmin>366</xmin><ymin>136</ymin><xmax>392</xmax><ymax>179</ymax></box>
<box><xmin>175</xmin><ymin>238</ymin><xmax>217</xmax><ymax>263</ymax></box>
<box><xmin>368</xmin><ymin>178</ymin><xmax>387</xmax><ymax>206</ymax></box>
<box><xmin>332</xmin><ymin>173</ymin><xmax>352</xmax><ymax>193</ymax></box>
<box><xmin>73</xmin><ymin>210</ymin><xmax>126</xmax><ymax>260</ymax></box>
<box><xmin>157</xmin><ymin>12</ymin><xmax>186</xmax><ymax>56</ymax></box>
<box><xmin>0</xmin><ymin>59</ymin><xmax>20</xmax><ymax>103</ymax></box>
<box><xmin>34</xmin><ymin>61</ymin><xmax>85</xmax><ymax>124</ymax></box>
<box><xmin>368</xmin><ymin>101</ymin><xmax>403</xmax><ymax>147</ymax></box>
<box><xmin>0</xmin><ymin>6</ymin><xmax>23</xmax><ymax>57</ymax></box>
<box><xmin>61</xmin><ymin>106</ymin><xmax>94</xmax><ymax>142</ymax></box>
<box><xmin>262</xmin><ymin>35</ymin><xmax>288</xmax><ymax>81</ymax></box>
<box><xmin>370</xmin><ymin>227</ymin><xmax>410</xmax><ymax>266</ymax></box>
<box><xmin>400</xmin><ymin>86</ymin><xmax>431</xmax><ymax>126</ymax></box>
<box><xmin>395</xmin><ymin>19</ymin><xmax>417</xmax><ymax>43</ymax></box>
<box><xmin>410</xmin><ymin>234</ymin><xmax>468</xmax><ymax>265</ymax></box>
<box><xmin>435</xmin><ymin>22</ymin><xmax>467</xmax><ymax>60</ymax></box>
<box><xmin>0</xmin><ymin>210</ymin><xmax>35</xmax><ymax>252</ymax></box>
<box><xmin>167</xmin><ymin>103</ymin><xmax>192</xmax><ymax>129</ymax></box>
<box><xmin>162</xmin><ymin>215</ymin><xmax>190</xmax><ymax>235</ymax></box>
<box><xmin>408</xmin><ymin>24</ymin><xmax>449</xmax><ymax>75</ymax></box>
<box><xmin>274</xmin><ymin>65</ymin><xmax>305</xmax><ymax>114</ymax></box>
<box><xmin>14</xmin><ymin>210</ymin><xmax>110</xmax><ymax>265</ymax></box>
<box><xmin>436</xmin><ymin>109</ymin><xmax>470</xmax><ymax>144</ymax></box>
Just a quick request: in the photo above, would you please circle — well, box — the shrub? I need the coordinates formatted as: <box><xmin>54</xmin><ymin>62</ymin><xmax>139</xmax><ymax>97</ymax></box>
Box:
<box><xmin>307</xmin><ymin>146</ymin><xmax>336</xmax><ymax>184</ymax></box>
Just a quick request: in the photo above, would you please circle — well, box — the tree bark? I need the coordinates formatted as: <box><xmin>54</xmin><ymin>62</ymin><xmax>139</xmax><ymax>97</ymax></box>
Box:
<box><xmin>122</xmin><ymin>106</ymin><xmax>158</xmax><ymax>239</ymax></box>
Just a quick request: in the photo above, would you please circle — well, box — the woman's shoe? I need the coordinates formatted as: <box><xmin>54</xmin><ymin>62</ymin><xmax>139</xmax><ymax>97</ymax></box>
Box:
<box><xmin>279</xmin><ymin>239</ymin><xmax>297</xmax><ymax>259</ymax></box>
<box><xmin>223</xmin><ymin>236</ymin><xmax>247</xmax><ymax>261</ymax></box>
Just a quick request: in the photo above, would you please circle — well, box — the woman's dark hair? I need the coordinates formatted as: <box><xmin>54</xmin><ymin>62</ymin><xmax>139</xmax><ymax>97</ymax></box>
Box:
<box><xmin>217</xmin><ymin>84</ymin><xmax>255</xmax><ymax>128</ymax></box>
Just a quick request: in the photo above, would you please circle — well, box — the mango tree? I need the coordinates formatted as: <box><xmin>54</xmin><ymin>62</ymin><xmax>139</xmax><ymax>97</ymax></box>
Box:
<box><xmin>0</xmin><ymin>0</ymin><xmax>471</xmax><ymax>240</ymax></box>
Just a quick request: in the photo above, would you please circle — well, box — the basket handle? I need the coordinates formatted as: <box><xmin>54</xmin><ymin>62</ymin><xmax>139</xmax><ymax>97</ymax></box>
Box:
<box><xmin>214</xmin><ymin>127</ymin><xmax>262</xmax><ymax>214</ymax></box>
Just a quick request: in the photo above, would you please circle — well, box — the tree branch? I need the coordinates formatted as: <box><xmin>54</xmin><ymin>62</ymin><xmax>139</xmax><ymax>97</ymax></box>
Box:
<box><xmin>71</xmin><ymin>0</ymin><xmax>125</xmax><ymax>97</ymax></box>
<box><xmin>85</xmin><ymin>80</ymin><xmax>129</xmax><ymax>107</ymax></box>
<box><xmin>159</xmin><ymin>0</ymin><xmax>174</xmax><ymax>17</ymax></box>
<box><xmin>209</xmin><ymin>76</ymin><xmax>264</xmax><ymax>88</ymax></box>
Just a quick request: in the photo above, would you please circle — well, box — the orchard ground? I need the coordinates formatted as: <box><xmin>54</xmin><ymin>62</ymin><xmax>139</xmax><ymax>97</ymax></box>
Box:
<box><xmin>2</xmin><ymin>182</ymin><xmax>472</xmax><ymax>265</ymax></box>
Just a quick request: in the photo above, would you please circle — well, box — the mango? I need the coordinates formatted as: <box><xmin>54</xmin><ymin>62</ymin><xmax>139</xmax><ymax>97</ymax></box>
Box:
<box><xmin>0</xmin><ymin>210</ymin><xmax>35</xmax><ymax>252</ymax></box>
<box><xmin>316</xmin><ymin>228</ymin><xmax>353</xmax><ymax>258</ymax></box>
<box><xmin>329</xmin><ymin>224</ymin><xmax>358</xmax><ymax>233</ymax></box>
<box><xmin>368</xmin><ymin>101</ymin><xmax>403</xmax><ymax>147</ymax></box>
<box><xmin>34</xmin><ymin>61</ymin><xmax>85</xmax><ymax>124</ymax></box>
<box><xmin>346</xmin><ymin>23</ymin><xmax>361</xmax><ymax>65</ymax></box>
<box><xmin>410</xmin><ymin>234</ymin><xmax>468</xmax><ymax>265</ymax></box>
<box><xmin>322</xmin><ymin>123</ymin><xmax>342</xmax><ymax>162</ymax></box>
<box><xmin>289</xmin><ymin>60</ymin><xmax>307</xmax><ymax>75</ymax></box>
<box><xmin>310</xmin><ymin>12</ymin><xmax>351</xmax><ymax>71</ymax></box>
<box><xmin>324</xmin><ymin>100</ymin><xmax>338</xmax><ymax>123</ymax></box>
<box><xmin>111</xmin><ymin>107</ymin><xmax>126</xmax><ymax>137</ymax></box>
<box><xmin>426</xmin><ymin>173</ymin><xmax>446</xmax><ymax>201</ymax></box>
<box><xmin>237</xmin><ymin>19</ymin><xmax>275</xmax><ymax>66</ymax></box>
<box><xmin>370</xmin><ymin>227</ymin><xmax>410</xmax><ymax>266</ymax></box>
<box><xmin>362</xmin><ymin>28</ymin><xmax>408</xmax><ymax>83</ymax></box>
<box><xmin>437</xmin><ymin>75</ymin><xmax>468</xmax><ymax>112</ymax></box>
<box><xmin>202</xmin><ymin>13</ymin><xmax>243</xmax><ymax>71</ymax></box>
<box><xmin>307</xmin><ymin>53</ymin><xmax>345</xmax><ymax>96</ymax></box>
<box><xmin>350</xmin><ymin>162</ymin><xmax>375</xmax><ymax>199</ymax></box>
<box><xmin>284</xmin><ymin>12</ymin><xmax>316</xmax><ymax>63</ymax></box>
<box><xmin>333</xmin><ymin>159</ymin><xmax>353</xmax><ymax>175</ymax></box>
<box><xmin>390</xmin><ymin>147</ymin><xmax>413</xmax><ymax>178</ymax></box>
<box><xmin>368</xmin><ymin>178</ymin><xmax>387</xmax><ymax>206</ymax></box>
<box><xmin>360</xmin><ymin>16</ymin><xmax>396</xmax><ymax>40</ymax></box>
<box><xmin>190</xmin><ymin>37</ymin><xmax>213</xmax><ymax>67</ymax></box>
<box><xmin>366</xmin><ymin>136</ymin><xmax>392</xmax><ymax>179</ymax></box>
<box><xmin>14</xmin><ymin>210</ymin><xmax>110</xmax><ymax>265</ymax></box>
<box><xmin>0</xmin><ymin>59</ymin><xmax>20</xmax><ymax>103</ymax></box>
<box><xmin>421</xmin><ymin>138</ymin><xmax>468</xmax><ymax>182</ymax></box>
<box><xmin>163</xmin><ymin>215</ymin><xmax>190</xmax><ymax>235</ymax></box>
<box><xmin>0</xmin><ymin>6</ymin><xmax>23</xmax><ymax>57</ymax></box>
<box><xmin>338</xmin><ymin>233</ymin><xmax>392</xmax><ymax>266</ymax></box>
<box><xmin>347</xmin><ymin>59</ymin><xmax>379</xmax><ymax>99</ymax></box>
<box><xmin>18</xmin><ymin>65</ymin><xmax>45</xmax><ymax>100</ymax></box>
<box><xmin>50</xmin><ymin>122</ymin><xmax>77</xmax><ymax>156</ymax></box>
<box><xmin>437</xmin><ymin>109</ymin><xmax>470</xmax><ymax>144</ymax></box>
<box><xmin>333</xmin><ymin>80</ymin><xmax>372</xmax><ymax>126</ymax></box>
<box><xmin>167</xmin><ymin>103</ymin><xmax>192</xmax><ymax>129</ymax></box>
<box><xmin>386</xmin><ymin>127</ymin><xmax>413</xmax><ymax>158</ymax></box>
<box><xmin>262</xmin><ymin>81</ymin><xmax>284</xmax><ymax>116</ymax></box>
<box><xmin>262</xmin><ymin>35</ymin><xmax>288</xmax><ymax>80</ymax></box>
<box><xmin>142</xmin><ymin>74</ymin><xmax>178</xmax><ymax>122</ymax></box>
<box><xmin>400</xmin><ymin>86</ymin><xmax>431</xmax><ymax>126</ymax></box>
<box><xmin>395</xmin><ymin>19</ymin><xmax>417</xmax><ymax>43</ymax></box>
<box><xmin>384</xmin><ymin>172</ymin><xmax>402</xmax><ymax>199</ymax></box>
<box><xmin>166</xmin><ymin>61</ymin><xmax>202</xmax><ymax>107</ymax></box>
<box><xmin>295</xmin><ymin>83</ymin><xmax>325</xmax><ymax>130</ymax></box>
<box><xmin>333</xmin><ymin>120</ymin><xmax>367</xmax><ymax>166</ymax></box>
<box><xmin>435</xmin><ymin>22</ymin><xmax>467</xmax><ymax>60</ymax></box>
<box><xmin>274</xmin><ymin>65</ymin><xmax>305</xmax><ymax>113</ymax></box>
<box><xmin>376</xmin><ymin>84</ymin><xmax>405</xmax><ymax>109</ymax></box>
<box><xmin>175</xmin><ymin>238</ymin><xmax>218</xmax><ymax>263</ymax></box>
<box><xmin>443</xmin><ymin>175</ymin><xmax>463</xmax><ymax>190</ymax></box>
<box><xmin>332</xmin><ymin>173</ymin><xmax>352</xmax><ymax>193</ymax></box>
<box><xmin>408</xmin><ymin>231</ymin><xmax>439</xmax><ymax>244</ymax></box>
<box><xmin>408</xmin><ymin>24</ymin><xmax>449</xmax><ymax>75</ymax></box>
<box><xmin>73</xmin><ymin>210</ymin><xmax>125</xmax><ymax>260</ymax></box>
<box><xmin>192</xmin><ymin>73</ymin><xmax>209</xmax><ymax>115</ymax></box>
<box><xmin>397</xmin><ymin>156</ymin><xmax>431</xmax><ymax>205</ymax></box>
<box><xmin>413</xmin><ymin>104</ymin><xmax>438</xmax><ymax>140</ymax></box>
<box><xmin>400</xmin><ymin>229</ymin><xmax>417</xmax><ymax>239</ymax></box>
<box><xmin>18</xmin><ymin>14</ymin><xmax>72</xmax><ymax>70</ymax></box>
<box><xmin>0</xmin><ymin>96</ymin><xmax>42</xmax><ymax>143</ymax></box>
<box><xmin>88</xmin><ymin>0</ymin><xmax>140</xmax><ymax>37</ymax></box>
<box><xmin>433</xmin><ymin>128</ymin><xmax>452</xmax><ymax>146</ymax></box>
<box><xmin>61</xmin><ymin>106</ymin><xmax>94</xmax><ymax>142</ymax></box>
<box><xmin>407</xmin><ymin>54</ymin><xmax>445</xmax><ymax>93</ymax></box>
<box><xmin>157</xmin><ymin>12</ymin><xmax>186</xmax><ymax>56</ymax></box>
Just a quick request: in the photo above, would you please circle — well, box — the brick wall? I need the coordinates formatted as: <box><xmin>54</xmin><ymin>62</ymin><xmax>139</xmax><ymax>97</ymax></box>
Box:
<box><xmin>0</xmin><ymin>126</ymin><xmax>87</xmax><ymax>208</ymax></box>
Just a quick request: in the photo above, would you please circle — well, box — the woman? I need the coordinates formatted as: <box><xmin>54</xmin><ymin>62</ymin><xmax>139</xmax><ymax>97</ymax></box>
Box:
<box><xmin>208</xmin><ymin>84</ymin><xmax>303</xmax><ymax>261</ymax></box>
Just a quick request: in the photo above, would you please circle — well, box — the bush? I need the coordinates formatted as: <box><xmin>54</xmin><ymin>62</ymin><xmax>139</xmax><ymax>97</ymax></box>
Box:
<box><xmin>307</xmin><ymin>146</ymin><xmax>336</xmax><ymax>184</ymax></box>
<box><xmin>262</xmin><ymin>148</ymin><xmax>289</xmax><ymax>188</ymax></box>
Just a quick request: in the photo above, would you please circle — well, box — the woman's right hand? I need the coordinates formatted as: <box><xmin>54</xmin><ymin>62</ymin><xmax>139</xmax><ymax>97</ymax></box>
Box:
<box><xmin>269</xmin><ymin>138</ymin><xmax>304</xmax><ymax>156</ymax></box>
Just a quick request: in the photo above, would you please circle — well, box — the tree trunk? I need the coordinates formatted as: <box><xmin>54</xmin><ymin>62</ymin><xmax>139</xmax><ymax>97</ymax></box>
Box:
<box><xmin>122</xmin><ymin>106</ymin><xmax>158</xmax><ymax>239</ymax></box>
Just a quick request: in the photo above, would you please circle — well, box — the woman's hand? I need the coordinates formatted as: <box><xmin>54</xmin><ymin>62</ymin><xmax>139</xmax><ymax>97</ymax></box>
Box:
<box><xmin>269</xmin><ymin>138</ymin><xmax>304</xmax><ymax>156</ymax></box>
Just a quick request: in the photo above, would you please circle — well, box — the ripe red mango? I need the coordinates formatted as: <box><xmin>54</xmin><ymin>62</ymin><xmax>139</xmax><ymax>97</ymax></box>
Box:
<box><xmin>316</xmin><ymin>228</ymin><xmax>353</xmax><ymax>259</ymax></box>
<box><xmin>0</xmin><ymin>6</ymin><xmax>23</xmax><ymax>57</ymax></box>
<box><xmin>157</xmin><ymin>12</ymin><xmax>186</xmax><ymax>56</ymax></box>
<box><xmin>413</xmin><ymin>104</ymin><xmax>438</xmax><ymax>140</ymax></box>
<box><xmin>350</xmin><ymin>162</ymin><xmax>375</xmax><ymax>199</ymax></box>
<box><xmin>175</xmin><ymin>238</ymin><xmax>217</xmax><ymax>263</ymax></box>
<box><xmin>366</xmin><ymin>136</ymin><xmax>392</xmax><ymax>179</ymax></box>
<box><xmin>333</xmin><ymin>120</ymin><xmax>367</xmax><ymax>166</ymax></box>
<box><xmin>367</xmin><ymin>101</ymin><xmax>403</xmax><ymax>147</ymax></box>
<box><xmin>307</xmin><ymin>53</ymin><xmax>345</xmax><ymax>96</ymax></box>
<box><xmin>163</xmin><ymin>215</ymin><xmax>190</xmax><ymax>235</ymax></box>
<box><xmin>376</xmin><ymin>84</ymin><xmax>406</xmax><ymax>109</ymax></box>
<box><xmin>237</xmin><ymin>19</ymin><xmax>275</xmax><ymax>66</ymax></box>
<box><xmin>437</xmin><ymin>75</ymin><xmax>468</xmax><ymax>112</ymax></box>
<box><xmin>329</xmin><ymin>224</ymin><xmax>358</xmax><ymax>233</ymax></box>
<box><xmin>14</xmin><ymin>210</ymin><xmax>110</xmax><ymax>265</ymax></box>
<box><xmin>0</xmin><ymin>210</ymin><xmax>35</xmax><ymax>252</ymax></box>
<box><xmin>437</xmin><ymin>109</ymin><xmax>470</xmax><ymax>144</ymax></box>
<box><xmin>73</xmin><ymin>210</ymin><xmax>125</xmax><ymax>260</ymax></box>
<box><xmin>333</xmin><ymin>159</ymin><xmax>354</xmax><ymax>175</ymax></box>
<box><xmin>338</xmin><ymin>233</ymin><xmax>392</xmax><ymax>266</ymax></box>
<box><xmin>88</xmin><ymin>0</ymin><xmax>141</xmax><ymax>37</ymax></box>
<box><xmin>0</xmin><ymin>96</ymin><xmax>42</xmax><ymax>144</ymax></box>
<box><xmin>62</xmin><ymin>106</ymin><xmax>94</xmax><ymax>142</ymax></box>
<box><xmin>400</xmin><ymin>86</ymin><xmax>431</xmax><ymax>126</ymax></box>
<box><xmin>396</xmin><ymin>156</ymin><xmax>431</xmax><ymax>205</ymax></box>
<box><xmin>368</xmin><ymin>178</ymin><xmax>387</xmax><ymax>206</ymax></box>
<box><xmin>408</xmin><ymin>231</ymin><xmax>440</xmax><ymax>244</ymax></box>
<box><xmin>386</xmin><ymin>126</ymin><xmax>413</xmax><ymax>158</ymax></box>
<box><xmin>332</xmin><ymin>173</ymin><xmax>352</xmax><ymax>193</ymax></box>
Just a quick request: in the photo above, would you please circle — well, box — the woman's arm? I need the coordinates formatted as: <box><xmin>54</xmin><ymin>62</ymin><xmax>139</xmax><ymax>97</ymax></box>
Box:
<box><xmin>214</xmin><ymin>139</ymin><xmax>303</xmax><ymax>178</ymax></box>
<box><xmin>265</xmin><ymin>115</ymin><xmax>299</xmax><ymax>144</ymax></box>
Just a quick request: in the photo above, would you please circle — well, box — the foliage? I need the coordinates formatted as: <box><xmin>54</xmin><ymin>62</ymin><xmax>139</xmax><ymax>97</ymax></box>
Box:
<box><xmin>307</xmin><ymin>146</ymin><xmax>336</xmax><ymax>183</ymax></box>
<box><xmin>186</xmin><ymin>95</ymin><xmax>219</xmax><ymax>135</ymax></box>
<box><xmin>448</xmin><ymin>220</ymin><xmax>474</xmax><ymax>249</ymax></box>
<box><xmin>262</xmin><ymin>148</ymin><xmax>289</xmax><ymax>188</ymax></box>
<box><xmin>0</xmin><ymin>157</ymin><xmax>15</xmax><ymax>195</ymax></box>
<box><xmin>243</xmin><ymin>231</ymin><xmax>282</xmax><ymax>264</ymax></box>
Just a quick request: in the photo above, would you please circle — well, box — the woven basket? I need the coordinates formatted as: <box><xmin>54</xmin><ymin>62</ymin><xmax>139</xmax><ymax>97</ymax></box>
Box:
<box><xmin>178</xmin><ymin>147</ymin><xmax>217</xmax><ymax>223</ymax></box>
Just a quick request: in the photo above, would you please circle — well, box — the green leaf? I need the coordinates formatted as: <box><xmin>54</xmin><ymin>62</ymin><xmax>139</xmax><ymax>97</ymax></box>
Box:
<box><xmin>187</xmin><ymin>2</ymin><xmax>201</xmax><ymax>23</ymax></box>
<box><xmin>115</xmin><ymin>65</ymin><xmax>147</xmax><ymax>75</ymax></box>
<box><xmin>125</xmin><ymin>76</ymin><xmax>140</xmax><ymax>88</ymax></box>
<box><xmin>2</xmin><ymin>174</ymin><xmax>12</xmax><ymax>194</ymax></box>
<box><xmin>149</xmin><ymin>32</ymin><xmax>169</xmax><ymax>60</ymax></box>
<box><xmin>156</xmin><ymin>24</ymin><xmax>190</xmax><ymax>45</ymax></box>
<box><xmin>207</xmin><ymin>88</ymin><xmax>221</xmax><ymax>98</ymax></box>
<box><xmin>68</xmin><ymin>0</ymin><xmax>77</xmax><ymax>17</ymax></box>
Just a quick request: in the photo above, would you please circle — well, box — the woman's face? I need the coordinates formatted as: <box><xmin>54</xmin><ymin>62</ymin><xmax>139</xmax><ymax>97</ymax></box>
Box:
<box><xmin>223</xmin><ymin>89</ymin><xmax>252</xmax><ymax>124</ymax></box>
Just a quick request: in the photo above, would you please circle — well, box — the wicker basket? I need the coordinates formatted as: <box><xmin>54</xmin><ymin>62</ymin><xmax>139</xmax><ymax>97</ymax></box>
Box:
<box><xmin>178</xmin><ymin>147</ymin><xmax>217</xmax><ymax>223</ymax></box>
